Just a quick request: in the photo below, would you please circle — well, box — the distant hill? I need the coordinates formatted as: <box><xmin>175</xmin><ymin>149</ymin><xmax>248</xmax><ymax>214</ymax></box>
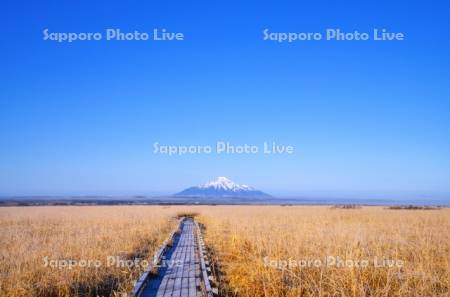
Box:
<box><xmin>174</xmin><ymin>176</ymin><xmax>271</xmax><ymax>198</ymax></box>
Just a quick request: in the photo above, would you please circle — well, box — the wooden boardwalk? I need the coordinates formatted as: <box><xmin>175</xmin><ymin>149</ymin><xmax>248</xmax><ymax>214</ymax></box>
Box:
<box><xmin>138</xmin><ymin>218</ymin><xmax>205</xmax><ymax>297</ymax></box>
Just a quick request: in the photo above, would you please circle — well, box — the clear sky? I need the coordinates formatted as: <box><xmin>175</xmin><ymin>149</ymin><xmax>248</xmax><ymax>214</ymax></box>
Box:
<box><xmin>1</xmin><ymin>0</ymin><xmax>449</xmax><ymax>201</ymax></box>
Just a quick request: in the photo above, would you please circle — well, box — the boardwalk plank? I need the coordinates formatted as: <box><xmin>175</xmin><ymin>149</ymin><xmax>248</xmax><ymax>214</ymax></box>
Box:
<box><xmin>139</xmin><ymin>219</ymin><xmax>205</xmax><ymax>297</ymax></box>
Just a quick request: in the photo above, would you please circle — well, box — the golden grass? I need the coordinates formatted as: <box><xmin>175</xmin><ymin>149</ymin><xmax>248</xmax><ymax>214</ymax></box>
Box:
<box><xmin>0</xmin><ymin>206</ymin><xmax>183</xmax><ymax>296</ymax></box>
<box><xmin>0</xmin><ymin>205</ymin><xmax>448</xmax><ymax>296</ymax></box>
<box><xmin>197</xmin><ymin>206</ymin><xmax>450</xmax><ymax>297</ymax></box>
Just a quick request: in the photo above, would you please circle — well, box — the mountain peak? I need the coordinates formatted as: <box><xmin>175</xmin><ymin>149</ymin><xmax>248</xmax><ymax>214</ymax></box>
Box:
<box><xmin>175</xmin><ymin>177</ymin><xmax>270</xmax><ymax>198</ymax></box>
<box><xmin>216</xmin><ymin>176</ymin><xmax>232</xmax><ymax>182</ymax></box>
<box><xmin>199</xmin><ymin>176</ymin><xmax>253</xmax><ymax>191</ymax></box>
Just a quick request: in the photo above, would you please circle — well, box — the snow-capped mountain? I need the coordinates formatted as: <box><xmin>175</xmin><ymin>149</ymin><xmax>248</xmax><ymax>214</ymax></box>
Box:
<box><xmin>174</xmin><ymin>177</ymin><xmax>271</xmax><ymax>198</ymax></box>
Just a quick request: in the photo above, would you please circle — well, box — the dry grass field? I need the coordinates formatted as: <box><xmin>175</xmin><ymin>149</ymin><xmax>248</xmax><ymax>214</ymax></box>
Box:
<box><xmin>0</xmin><ymin>206</ymin><xmax>181</xmax><ymax>296</ymax></box>
<box><xmin>198</xmin><ymin>206</ymin><xmax>450</xmax><ymax>297</ymax></box>
<box><xmin>0</xmin><ymin>205</ymin><xmax>449</xmax><ymax>297</ymax></box>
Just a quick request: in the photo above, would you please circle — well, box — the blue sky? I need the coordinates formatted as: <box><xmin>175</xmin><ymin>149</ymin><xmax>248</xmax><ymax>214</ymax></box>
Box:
<box><xmin>1</xmin><ymin>0</ymin><xmax>449</xmax><ymax>200</ymax></box>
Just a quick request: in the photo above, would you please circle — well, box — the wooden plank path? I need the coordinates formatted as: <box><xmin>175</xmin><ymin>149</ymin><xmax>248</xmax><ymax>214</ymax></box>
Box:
<box><xmin>132</xmin><ymin>218</ymin><xmax>215</xmax><ymax>297</ymax></box>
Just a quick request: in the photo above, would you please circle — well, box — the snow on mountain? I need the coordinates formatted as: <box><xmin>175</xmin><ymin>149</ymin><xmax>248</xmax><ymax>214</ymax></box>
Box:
<box><xmin>199</xmin><ymin>176</ymin><xmax>254</xmax><ymax>191</ymax></box>
<box><xmin>174</xmin><ymin>177</ymin><xmax>271</xmax><ymax>198</ymax></box>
